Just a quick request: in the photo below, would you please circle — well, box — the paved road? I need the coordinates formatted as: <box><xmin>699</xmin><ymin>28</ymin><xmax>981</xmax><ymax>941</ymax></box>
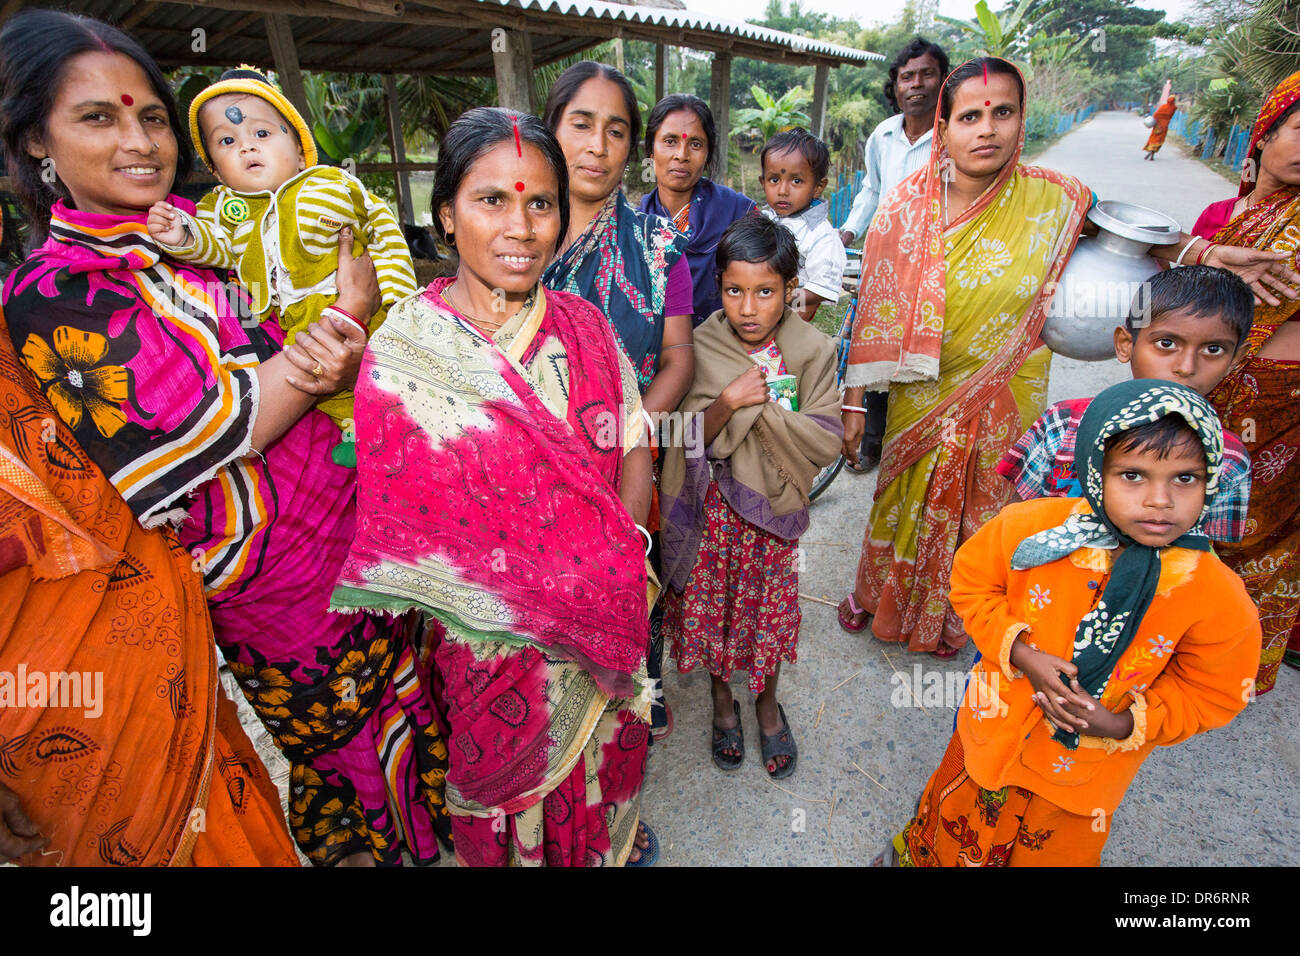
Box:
<box><xmin>642</xmin><ymin>111</ymin><xmax>1300</xmax><ymax>866</ymax></box>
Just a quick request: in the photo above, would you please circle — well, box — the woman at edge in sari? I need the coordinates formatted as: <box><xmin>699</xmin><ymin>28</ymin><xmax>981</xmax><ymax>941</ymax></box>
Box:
<box><xmin>0</xmin><ymin>10</ymin><xmax>452</xmax><ymax>866</ymax></box>
<box><xmin>836</xmin><ymin>58</ymin><xmax>1092</xmax><ymax>657</ymax></box>
<box><xmin>0</xmin><ymin>315</ymin><xmax>298</xmax><ymax>866</ymax></box>
<box><xmin>1186</xmin><ymin>71</ymin><xmax>1300</xmax><ymax>693</ymax></box>
<box><xmin>332</xmin><ymin>108</ymin><xmax>659</xmax><ymax>866</ymax></box>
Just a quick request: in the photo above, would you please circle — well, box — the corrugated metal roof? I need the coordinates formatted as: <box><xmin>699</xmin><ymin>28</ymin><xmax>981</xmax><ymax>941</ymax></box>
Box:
<box><xmin>473</xmin><ymin>0</ymin><xmax>883</xmax><ymax>62</ymax></box>
<box><xmin>4</xmin><ymin>0</ymin><xmax>880</xmax><ymax>73</ymax></box>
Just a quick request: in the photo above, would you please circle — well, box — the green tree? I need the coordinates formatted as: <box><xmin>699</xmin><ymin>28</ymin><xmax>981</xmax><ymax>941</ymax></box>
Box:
<box><xmin>1211</xmin><ymin>0</ymin><xmax>1300</xmax><ymax>97</ymax></box>
<box><xmin>937</xmin><ymin>0</ymin><xmax>1045</xmax><ymax>58</ymax></box>
<box><xmin>1028</xmin><ymin>0</ymin><xmax>1169</xmax><ymax>77</ymax></box>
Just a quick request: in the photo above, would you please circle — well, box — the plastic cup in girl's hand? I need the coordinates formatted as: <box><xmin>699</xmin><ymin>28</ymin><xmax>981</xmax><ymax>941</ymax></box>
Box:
<box><xmin>767</xmin><ymin>373</ymin><xmax>798</xmax><ymax>411</ymax></box>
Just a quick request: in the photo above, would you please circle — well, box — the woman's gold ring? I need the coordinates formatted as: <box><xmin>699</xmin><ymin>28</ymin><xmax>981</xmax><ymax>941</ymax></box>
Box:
<box><xmin>311</xmin><ymin>362</ymin><xmax>325</xmax><ymax>378</ymax></box>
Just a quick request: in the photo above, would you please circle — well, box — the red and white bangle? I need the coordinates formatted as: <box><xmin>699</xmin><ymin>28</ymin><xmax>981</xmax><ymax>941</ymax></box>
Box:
<box><xmin>1196</xmin><ymin>242</ymin><xmax>1216</xmax><ymax>266</ymax></box>
<box><xmin>322</xmin><ymin>305</ymin><xmax>368</xmax><ymax>333</ymax></box>
<box><xmin>841</xmin><ymin>405</ymin><xmax>868</xmax><ymax>414</ymax></box>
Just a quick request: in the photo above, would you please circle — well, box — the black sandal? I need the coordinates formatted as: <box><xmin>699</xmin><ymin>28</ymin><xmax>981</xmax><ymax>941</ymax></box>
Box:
<box><xmin>711</xmin><ymin>700</ymin><xmax>744</xmax><ymax>771</ymax></box>
<box><xmin>760</xmin><ymin>703</ymin><xmax>798</xmax><ymax>779</ymax></box>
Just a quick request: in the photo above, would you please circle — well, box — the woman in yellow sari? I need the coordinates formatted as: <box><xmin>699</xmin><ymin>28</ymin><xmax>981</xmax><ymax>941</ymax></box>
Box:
<box><xmin>837</xmin><ymin>58</ymin><xmax>1091</xmax><ymax>655</ymax></box>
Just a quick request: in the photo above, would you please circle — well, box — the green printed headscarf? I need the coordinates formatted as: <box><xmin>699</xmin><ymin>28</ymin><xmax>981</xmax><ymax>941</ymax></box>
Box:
<box><xmin>1011</xmin><ymin>380</ymin><xmax>1224</xmax><ymax>749</ymax></box>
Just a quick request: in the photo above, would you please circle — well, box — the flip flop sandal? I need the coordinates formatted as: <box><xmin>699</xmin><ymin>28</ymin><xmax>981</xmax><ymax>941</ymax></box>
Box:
<box><xmin>626</xmin><ymin>821</ymin><xmax>659</xmax><ymax>867</ymax></box>
<box><xmin>838</xmin><ymin>594</ymin><xmax>870</xmax><ymax>633</ymax></box>
<box><xmin>711</xmin><ymin>700</ymin><xmax>744</xmax><ymax>771</ymax></box>
<box><xmin>760</xmin><ymin>703</ymin><xmax>798</xmax><ymax>779</ymax></box>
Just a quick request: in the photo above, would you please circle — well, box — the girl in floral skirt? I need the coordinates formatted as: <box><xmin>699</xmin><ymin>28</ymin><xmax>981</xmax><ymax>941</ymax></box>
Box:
<box><xmin>659</xmin><ymin>216</ymin><xmax>841</xmax><ymax>777</ymax></box>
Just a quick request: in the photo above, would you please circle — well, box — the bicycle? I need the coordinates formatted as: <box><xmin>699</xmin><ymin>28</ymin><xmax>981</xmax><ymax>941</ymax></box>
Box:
<box><xmin>808</xmin><ymin>255</ymin><xmax>871</xmax><ymax>502</ymax></box>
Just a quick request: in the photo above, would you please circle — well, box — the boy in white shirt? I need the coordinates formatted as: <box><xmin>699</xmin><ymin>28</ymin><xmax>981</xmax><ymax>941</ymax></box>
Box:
<box><xmin>759</xmin><ymin>128</ymin><xmax>847</xmax><ymax>324</ymax></box>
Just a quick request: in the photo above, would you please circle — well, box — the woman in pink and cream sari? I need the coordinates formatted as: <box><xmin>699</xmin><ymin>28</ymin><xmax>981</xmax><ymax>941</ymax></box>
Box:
<box><xmin>333</xmin><ymin>108</ymin><xmax>658</xmax><ymax>866</ymax></box>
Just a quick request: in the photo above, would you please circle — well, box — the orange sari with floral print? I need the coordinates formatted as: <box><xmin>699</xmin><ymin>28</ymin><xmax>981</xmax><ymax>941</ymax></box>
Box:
<box><xmin>0</xmin><ymin>309</ymin><xmax>297</xmax><ymax>866</ymax></box>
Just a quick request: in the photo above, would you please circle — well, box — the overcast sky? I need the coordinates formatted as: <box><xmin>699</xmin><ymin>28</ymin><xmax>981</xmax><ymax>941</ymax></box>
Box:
<box><xmin>676</xmin><ymin>0</ymin><xmax>1198</xmax><ymax>33</ymax></box>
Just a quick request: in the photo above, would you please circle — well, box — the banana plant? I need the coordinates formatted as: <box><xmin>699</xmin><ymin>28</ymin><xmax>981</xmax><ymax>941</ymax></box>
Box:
<box><xmin>1025</xmin><ymin>28</ymin><xmax>1094</xmax><ymax>69</ymax></box>
<box><xmin>303</xmin><ymin>73</ymin><xmax>383</xmax><ymax>167</ymax></box>
<box><xmin>937</xmin><ymin>0</ymin><xmax>1042</xmax><ymax>58</ymax></box>
<box><xmin>733</xmin><ymin>84</ymin><xmax>812</xmax><ymax>143</ymax></box>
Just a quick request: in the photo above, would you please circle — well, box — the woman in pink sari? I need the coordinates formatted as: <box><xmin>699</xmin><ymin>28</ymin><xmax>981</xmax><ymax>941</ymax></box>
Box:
<box><xmin>333</xmin><ymin>108</ymin><xmax>658</xmax><ymax>866</ymax></box>
<box><xmin>0</xmin><ymin>9</ymin><xmax>452</xmax><ymax>865</ymax></box>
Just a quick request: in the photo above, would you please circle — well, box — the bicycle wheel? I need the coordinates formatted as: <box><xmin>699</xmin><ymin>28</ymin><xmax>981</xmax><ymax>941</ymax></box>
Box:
<box><xmin>808</xmin><ymin>453</ymin><xmax>846</xmax><ymax>502</ymax></box>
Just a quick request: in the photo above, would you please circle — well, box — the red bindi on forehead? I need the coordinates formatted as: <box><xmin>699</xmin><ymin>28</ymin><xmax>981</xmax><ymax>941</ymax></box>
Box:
<box><xmin>515</xmin><ymin>181</ymin><xmax>525</xmax><ymax>192</ymax></box>
<box><xmin>120</xmin><ymin>93</ymin><xmax>134</xmax><ymax>106</ymax></box>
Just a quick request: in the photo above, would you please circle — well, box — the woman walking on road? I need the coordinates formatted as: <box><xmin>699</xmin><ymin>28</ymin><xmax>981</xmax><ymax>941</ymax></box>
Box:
<box><xmin>1143</xmin><ymin>95</ymin><xmax>1178</xmax><ymax>160</ymax></box>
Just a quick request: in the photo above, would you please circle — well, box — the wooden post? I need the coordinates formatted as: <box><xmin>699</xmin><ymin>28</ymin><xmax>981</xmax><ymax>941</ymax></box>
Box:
<box><xmin>811</xmin><ymin>62</ymin><xmax>829</xmax><ymax>139</ymax></box>
<box><xmin>264</xmin><ymin>14</ymin><xmax>310</xmax><ymax>123</ymax></box>
<box><xmin>382</xmin><ymin>74</ymin><xmax>414</xmax><ymax>223</ymax></box>
<box><xmin>492</xmin><ymin>29</ymin><xmax>534</xmax><ymax>114</ymax></box>
<box><xmin>654</xmin><ymin>43</ymin><xmax>667</xmax><ymax>103</ymax></box>
<box><xmin>710</xmin><ymin>53</ymin><xmax>731</xmax><ymax>183</ymax></box>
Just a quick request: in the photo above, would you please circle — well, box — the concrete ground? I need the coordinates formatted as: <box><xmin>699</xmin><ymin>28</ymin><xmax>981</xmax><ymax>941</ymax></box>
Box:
<box><xmin>235</xmin><ymin>111</ymin><xmax>1298</xmax><ymax>866</ymax></box>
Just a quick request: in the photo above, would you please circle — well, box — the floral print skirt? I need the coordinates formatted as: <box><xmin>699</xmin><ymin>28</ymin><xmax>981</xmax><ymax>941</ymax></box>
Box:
<box><xmin>899</xmin><ymin>730</ymin><xmax>1107</xmax><ymax>867</ymax></box>
<box><xmin>663</xmin><ymin>480</ymin><xmax>800</xmax><ymax>694</ymax></box>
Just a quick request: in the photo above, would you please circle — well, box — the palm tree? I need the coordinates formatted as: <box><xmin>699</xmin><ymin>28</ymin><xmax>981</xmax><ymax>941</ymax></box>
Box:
<box><xmin>1222</xmin><ymin>0</ymin><xmax>1300</xmax><ymax>97</ymax></box>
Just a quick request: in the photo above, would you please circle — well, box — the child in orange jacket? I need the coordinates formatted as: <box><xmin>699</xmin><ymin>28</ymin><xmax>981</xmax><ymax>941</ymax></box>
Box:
<box><xmin>888</xmin><ymin>379</ymin><xmax>1260</xmax><ymax>866</ymax></box>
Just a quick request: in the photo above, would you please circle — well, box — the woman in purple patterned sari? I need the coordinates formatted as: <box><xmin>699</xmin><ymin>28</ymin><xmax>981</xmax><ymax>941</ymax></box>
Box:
<box><xmin>0</xmin><ymin>9</ymin><xmax>450</xmax><ymax>866</ymax></box>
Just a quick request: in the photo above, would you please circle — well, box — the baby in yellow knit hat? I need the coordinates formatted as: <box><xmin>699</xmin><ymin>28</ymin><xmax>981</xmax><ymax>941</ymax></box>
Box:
<box><xmin>147</xmin><ymin>67</ymin><xmax>417</xmax><ymax>465</ymax></box>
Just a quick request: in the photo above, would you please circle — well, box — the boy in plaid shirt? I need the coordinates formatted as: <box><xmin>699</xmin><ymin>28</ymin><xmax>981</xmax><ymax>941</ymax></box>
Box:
<box><xmin>999</xmin><ymin>266</ymin><xmax>1253</xmax><ymax>542</ymax></box>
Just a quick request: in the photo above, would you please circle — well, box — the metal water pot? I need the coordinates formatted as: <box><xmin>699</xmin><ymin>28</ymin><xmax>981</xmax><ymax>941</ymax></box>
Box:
<box><xmin>1041</xmin><ymin>200</ymin><xmax>1181</xmax><ymax>361</ymax></box>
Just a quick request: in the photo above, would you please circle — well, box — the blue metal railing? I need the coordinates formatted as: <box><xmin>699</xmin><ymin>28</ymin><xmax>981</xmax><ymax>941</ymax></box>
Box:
<box><xmin>1026</xmin><ymin>103</ymin><xmax>1097</xmax><ymax>143</ymax></box>
<box><xmin>1171</xmin><ymin>112</ymin><xmax>1252</xmax><ymax>173</ymax></box>
<box><xmin>827</xmin><ymin>168</ymin><xmax>864</xmax><ymax>229</ymax></box>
